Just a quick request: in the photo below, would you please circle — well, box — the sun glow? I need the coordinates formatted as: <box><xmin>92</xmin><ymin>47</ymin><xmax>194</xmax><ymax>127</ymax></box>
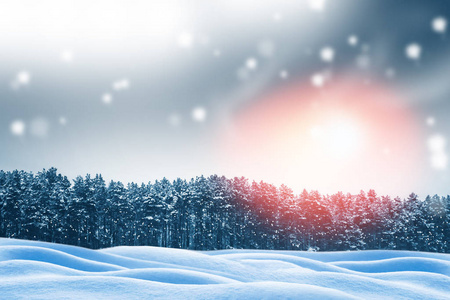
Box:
<box><xmin>218</xmin><ymin>77</ymin><xmax>425</xmax><ymax>196</ymax></box>
<box><xmin>310</xmin><ymin>118</ymin><xmax>361</xmax><ymax>157</ymax></box>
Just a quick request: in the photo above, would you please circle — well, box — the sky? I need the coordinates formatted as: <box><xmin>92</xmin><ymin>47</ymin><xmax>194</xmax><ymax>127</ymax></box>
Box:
<box><xmin>1</xmin><ymin>0</ymin><xmax>450</xmax><ymax>198</ymax></box>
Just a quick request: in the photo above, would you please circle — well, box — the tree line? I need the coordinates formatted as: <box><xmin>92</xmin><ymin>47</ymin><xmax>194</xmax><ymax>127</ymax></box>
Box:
<box><xmin>0</xmin><ymin>168</ymin><xmax>448</xmax><ymax>252</ymax></box>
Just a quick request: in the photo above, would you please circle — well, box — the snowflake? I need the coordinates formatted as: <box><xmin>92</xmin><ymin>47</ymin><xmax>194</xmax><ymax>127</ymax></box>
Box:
<box><xmin>428</xmin><ymin>134</ymin><xmax>448</xmax><ymax>170</ymax></box>
<box><xmin>320</xmin><ymin>47</ymin><xmax>334</xmax><ymax>62</ymax></box>
<box><xmin>426</xmin><ymin>117</ymin><xmax>435</xmax><ymax>127</ymax></box>
<box><xmin>356</xmin><ymin>55</ymin><xmax>370</xmax><ymax>69</ymax></box>
<box><xmin>168</xmin><ymin>113</ymin><xmax>181</xmax><ymax>127</ymax></box>
<box><xmin>279</xmin><ymin>70</ymin><xmax>289</xmax><ymax>79</ymax></box>
<box><xmin>11</xmin><ymin>71</ymin><xmax>31</xmax><ymax>89</ymax></box>
<box><xmin>59</xmin><ymin>117</ymin><xmax>67</xmax><ymax>126</ymax></box>
<box><xmin>348</xmin><ymin>35</ymin><xmax>358</xmax><ymax>46</ymax></box>
<box><xmin>192</xmin><ymin>107</ymin><xmax>206</xmax><ymax>122</ymax></box>
<box><xmin>237</xmin><ymin>67</ymin><xmax>250</xmax><ymax>81</ymax></box>
<box><xmin>405</xmin><ymin>43</ymin><xmax>421</xmax><ymax>60</ymax></box>
<box><xmin>10</xmin><ymin>120</ymin><xmax>26</xmax><ymax>136</ymax></box>
<box><xmin>245</xmin><ymin>57</ymin><xmax>258</xmax><ymax>70</ymax></box>
<box><xmin>102</xmin><ymin>93</ymin><xmax>113</xmax><ymax>105</ymax></box>
<box><xmin>311</xmin><ymin>73</ymin><xmax>325</xmax><ymax>87</ymax></box>
<box><xmin>428</xmin><ymin>134</ymin><xmax>446</xmax><ymax>153</ymax></box>
<box><xmin>432</xmin><ymin>17</ymin><xmax>447</xmax><ymax>34</ymax></box>
<box><xmin>258</xmin><ymin>40</ymin><xmax>275</xmax><ymax>58</ymax></box>
<box><xmin>17</xmin><ymin>71</ymin><xmax>31</xmax><ymax>84</ymax></box>
<box><xmin>30</xmin><ymin>117</ymin><xmax>50</xmax><ymax>138</ymax></box>
<box><xmin>60</xmin><ymin>50</ymin><xmax>74</xmax><ymax>63</ymax></box>
<box><xmin>431</xmin><ymin>153</ymin><xmax>448</xmax><ymax>170</ymax></box>
<box><xmin>309</xmin><ymin>0</ymin><xmax>326</xmax><ymax>12</ymax></box>
<box><xmin>385</xmin><ymin>68</ymin><xmax>396</xmax><ymax>79</ymax></box>
<box><xmin>178</xmin><ymin>32</ymin><xmax>193</xmax><ymax>49</ymax></box>
<box><xmin>112</xmin><ymin>79</ymin><xmax>130</xmax><ymax>91</ymax></box>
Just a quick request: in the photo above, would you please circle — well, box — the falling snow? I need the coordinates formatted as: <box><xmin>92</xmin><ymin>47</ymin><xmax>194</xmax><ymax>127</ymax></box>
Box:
<box><xmin>112</xmin><ymin>79</ymin><xmax>130</xmax><ymax>91</ymax></box>
<box><xmin>348</xmin><ymin>35</ymin><xmax>358</xmax><ymax>46</ymax></box>
<box><xmin>60</xmin><ymin>50</ymin><xmax>74</xmax><ymax>63</ymax></box>
<box><xmin>237</xmin><ymin>67</ymin><xmax>250</xmax><ymax>81</ymax></box>
<box><xmin>279</xmin><ymin>70</ymin><xmax>289</xmax><ymax>79</ymax></box>
<box><xmin>426</xmin><ymin>117</ymin><xmax>436</xmax><ymax>127</ymax></box>
<box><xmin>10</xmin><ymin>120</ymin><xmax>26</xmax><ymax>136</ymax></box>
<box><xmin>257</xmin><ymin>40</ymin><xmax>276</xmax><ymax>58</ymax></box>
<box><xmin>168</xmin><ymin>113</ymin><xmax>182</xmax><ymax>127</ymax></box>
<box><xmin>178</xmin><ymin>32</ymin><xmax>194</xmax><ymax>49</ymax></box>
<box><xmin>11</xmin><ymin>71</ymin><xmax>31</xmax><ymax>89</ymax></box>
<box><xmin>309</xmin><ymin>0</ymin><xmax>326</xmax><ymax>12</ymax></box>
<box><xmin>431</xmin><ymin>17</ymin><xmax>447</xmax><ymax>33</ymax></box>
<box><xmin>356</xmin><ymin>55</ymin><xmax>371</xmax><ymax>69</ymax></box>
<box><xmin>320</xmin><ymin>47</ymin><xmax>335</xmax><ymax>62</ymax></box>
<box><xmin>405</xmin><ymin>43</ymin><xmax>422</xmax><ymax>60</ymax></box>
<box><xmin>102</xmin><ymin>93</ymin><xmax>113</xmax><ymax>105</ymax></box>
<box><xmin>385</xmin><ymin>68</ymin><xmax>396</xmax><ymax>79</ymax></box>
<box><xmin>428</xmin><ymin>134</ymin><xmax>445</xmax><ymax>153</ymax></box>
<box><xmin>428</xmin><ymin>134</ymin><xmax>448</xmax><ymax>170</ymax></box>
<box><xmin>245</xmin><ymin>58</ymin><xmax>258</xmax><ymax>70</ymax></box>
<box><xmin>30</xmin><ymin>118</ymin><xmax>50</xmax><ymax>138</ymax></box>
<box><xmin>192</xmin><ymin>107</ymin><xmax>207</xmax><ymax>122</ymax></box>
<box><xmin>311</xmin><ymin>73</ymin><xmax>325</xmax><ymax>87</ymax></box>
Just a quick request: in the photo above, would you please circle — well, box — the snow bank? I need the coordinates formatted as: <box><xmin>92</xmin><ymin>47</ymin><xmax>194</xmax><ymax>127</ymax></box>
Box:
<box><xmin>0</xmin><ymin>238</ymin><xmax>448</xmax><ymax>299</ymax></box>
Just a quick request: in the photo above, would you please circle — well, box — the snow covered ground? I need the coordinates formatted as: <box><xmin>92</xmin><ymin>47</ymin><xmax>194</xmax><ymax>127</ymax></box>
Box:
<box><xmin>0</xmin><ymin>238</ymin><xmax>449</xmax><ymax>299</ymax></box>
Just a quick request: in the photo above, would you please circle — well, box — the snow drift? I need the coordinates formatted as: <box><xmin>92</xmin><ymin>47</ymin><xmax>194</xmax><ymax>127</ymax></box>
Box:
<box><xmin>0</xmin><ymin>238</ymin><xmax>449</xmax><ymax>299</ymax></box>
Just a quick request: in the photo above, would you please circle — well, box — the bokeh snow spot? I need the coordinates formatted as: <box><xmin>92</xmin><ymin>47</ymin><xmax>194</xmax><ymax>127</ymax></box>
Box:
<box><xmin>112</xmin><ymin>79</ymin><xmax>130</xmax><ymax>91</ymax></box>
<box><xmin>280</xmin><ymin>70</ymin><xmax>289</xmax><ymax>79</ymax></box>
<box><xmin>30</xmin><ymin>117</ymin><xmax>50</xmax><ymax>138</ymax></box>
<box><xmin>311</xmin><ymin>73</ymin><xmax>325</xmax><ymax>87</ymax></box>
<box><xmin>178</xmin><ymin>32</ymin><xmax>194</xmax><ymax>49</ymax></box>
<box><xmin>348</xmin><ymin>35</ymin><xmax>358</xmax><ymax>46</ymax></box>
<box><xmin>428</xmin><ymin>134</ymin><xmax>446</xmax><ymax>153</ymax></box>
<box><xmin>245</xmin><ymin>58</ymin><xmax>258</xmax><ymax>70</ymax></box>
<box><xmin>60</xmin><ymin>50</ymin><xmax>74</xmax><ymax>63</ymax></box>
<box><xmin>309</xmin><ymin>0</ymin><xmax>326</xmax><ymax>12</ymax></box>
<box><xmin>320</xmin><ymin>47</ymin><xmax>335</xmax><ymax>62</ymax></box>
<box><xmin>405</xmin><ymin>43</ymin><xmax>421</xmax><ymax>60</ymax></box>
<box><xmin>102</xmin><ymin>93</ymin><xmax>113</xmax><ymax>105</ymax></box>
<box><xmin>385</xmin><ymin>68</ymin><xmax>396</xmax><ymax>79</ymax></box>
<box><xmin>192</xmin><ymin>107</ymin><xmax>207</xmax><ymax>122</ymax></box>
<box><xmin>431</xmin><ymin>153</ymin><xmax>448</xmax><ymax>170</ymax></box>
<box><xmin>10</xmin><ymin>120</ymin><xmax>26</xmax><ymax>136</ymax></box>
<box><xmin>257</xmin><ymin>40</ymin><xmax>275</xmax><ymax>58</ymax></box>
<box><xmin>237</xmin><ymin>67</ymin><xmax>250</xmax><ymax>81</ymax></box>
<box><xmin>168</xmin><ymin>113</ymin><xmax>182</xmax><ymax>127</ymax></box>
<box><xmin>356</xmin><ymin>55</ymin><xmax>371</xmax><ymax>69</ymax></box>
<box><xmin>11</xmin><ymin>71</ymin><xmax>31</xmax><ymax>90</ymax></box>
<box><xmin>432</xmin><ymin>17</ymin><xmax>447</xmax><ymax>34</ymax></box>
<box><xmin>426</xmin><ymin>117</ymin><xmax>435</xmax><ymax>127</ymax></box>
<box><xmin>428</xmin><ymin>134</ymin><xmax>448</xmax><ymax>170</ymax></box>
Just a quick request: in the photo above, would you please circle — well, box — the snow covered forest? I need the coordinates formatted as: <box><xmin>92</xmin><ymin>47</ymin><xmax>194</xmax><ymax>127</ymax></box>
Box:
<box><xmin>0</xmin><ymin>168</ymin><xmax>448</xmax><ymax>252</ymax></box>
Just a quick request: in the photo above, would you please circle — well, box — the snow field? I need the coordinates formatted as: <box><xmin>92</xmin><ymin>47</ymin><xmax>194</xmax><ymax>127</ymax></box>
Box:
<box><xmin>0</xmin><ymin>238</ymin><xmax>449</xmax><ymax>299</ymax></box>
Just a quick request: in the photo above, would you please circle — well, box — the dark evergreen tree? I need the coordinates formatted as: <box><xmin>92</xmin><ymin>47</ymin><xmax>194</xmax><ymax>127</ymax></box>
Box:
<box><xmin>0</xmin><ymin>168</ymin><xmax>448</xmax><ymax>253</ymax></box>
